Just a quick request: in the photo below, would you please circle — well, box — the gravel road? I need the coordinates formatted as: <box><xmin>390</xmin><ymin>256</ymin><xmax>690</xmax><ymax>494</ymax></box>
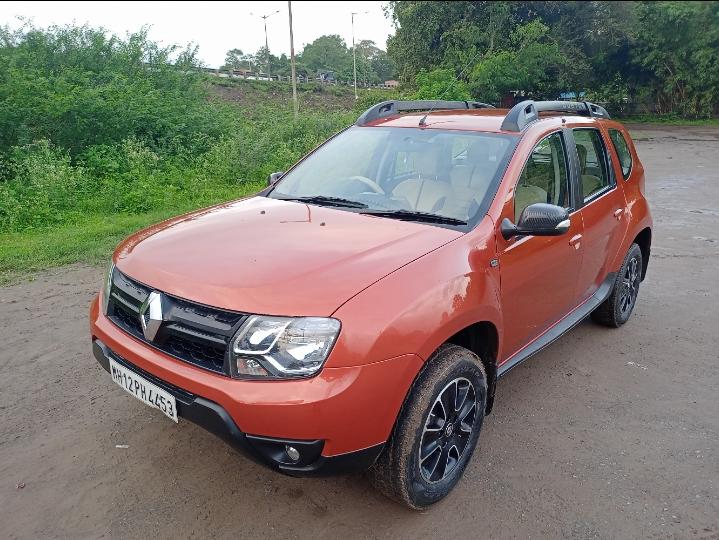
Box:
<box><xmin>1</xmin><ymin>125</ymin><xmax>717</xmax><ymax>539</ymax></box>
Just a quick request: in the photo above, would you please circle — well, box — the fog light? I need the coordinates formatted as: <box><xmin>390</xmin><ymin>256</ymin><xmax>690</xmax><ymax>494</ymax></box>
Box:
<box><xmin>285</xmin><ymin>445</ymin><xmax>300</xmax><ymax>462</ymax></box>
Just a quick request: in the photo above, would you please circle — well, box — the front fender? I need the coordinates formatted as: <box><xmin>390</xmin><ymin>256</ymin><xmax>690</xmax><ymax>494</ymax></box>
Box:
<box><xmin>327</xmin><ymin>225</ymin><xmax>502</xmax><ymax>369</ymax></box>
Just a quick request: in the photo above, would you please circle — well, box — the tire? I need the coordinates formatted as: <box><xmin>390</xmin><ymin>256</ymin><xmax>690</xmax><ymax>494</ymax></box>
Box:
<box><xmin>368</xmin><ymin>344</ymin><xmax>487</xmax><ymax>510</ymax></box>
<box><xmin>591</xmin><ymin>243</ymin><xmax>643</xmax><ymax>328</ymax></box>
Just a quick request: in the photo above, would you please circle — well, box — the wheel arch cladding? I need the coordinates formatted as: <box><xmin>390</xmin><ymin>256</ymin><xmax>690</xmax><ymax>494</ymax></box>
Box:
<box><xmin>633</xmin><ymin>227</ymin><xmax>651</xmax><ymax>280</ymax></box>
<box><xmin>445</xmin><ymin>321</ymin><xmax>498</xmax><ymax>414</ymax></box>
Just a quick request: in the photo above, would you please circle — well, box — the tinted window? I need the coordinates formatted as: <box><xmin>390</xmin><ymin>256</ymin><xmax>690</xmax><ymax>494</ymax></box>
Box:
<box><xmin>573</xmin><ymin>129</ymin><xmax>612</xmax><ymax>201</ymax></box>
<box><xmin>609</xmin><ymin>129</ymin><xmax>633</xmax><ymax>179</ymax></box>
<box><xmin>515</xmin><ymin>132</ymin><xmax>570</xmax><ymax>221</ymax></box>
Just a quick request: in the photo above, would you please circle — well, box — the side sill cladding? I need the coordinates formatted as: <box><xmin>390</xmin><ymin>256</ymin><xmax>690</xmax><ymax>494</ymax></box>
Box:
<box><xmin>497</xmin><ymin>272</ymin><xmax>616</xmax><ymax>378</ymax></box>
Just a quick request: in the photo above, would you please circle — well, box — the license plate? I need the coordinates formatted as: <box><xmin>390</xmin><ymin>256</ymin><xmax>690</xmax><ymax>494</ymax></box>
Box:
<box><xmin>109</xmin><ymin>359</ymin><xmax>178</xmax><ymax>423</ymax></box>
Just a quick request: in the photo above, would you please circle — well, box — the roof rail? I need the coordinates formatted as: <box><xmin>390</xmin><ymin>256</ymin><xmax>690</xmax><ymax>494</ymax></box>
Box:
<box><xmin>501</xmin><ymin>100</ymin><xmax>610</xmax><ymax>132</ymax></box>
<box><xmin>356</xmin><ymin>100</ymin><xmax>494</xmax><ymax>126</ymax></box>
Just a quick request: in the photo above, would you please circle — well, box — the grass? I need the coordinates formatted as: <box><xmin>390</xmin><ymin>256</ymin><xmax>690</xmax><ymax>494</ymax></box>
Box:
<box><xmin>0</xmin><ymin>181</ymin><xmax>264</xmax><ymax>285</ymax></box>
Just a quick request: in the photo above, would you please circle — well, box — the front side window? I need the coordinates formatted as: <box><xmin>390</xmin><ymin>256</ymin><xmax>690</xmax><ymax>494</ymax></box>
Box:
<box><xmin>573</xmin><ymin>128</ymin><xmax>612</xmax><ymax>201</ymax></box>
<box><xmin>514</xmin><ymin>132</ymin><xmax>570</xmax><ymax>221</ymax></box>
<box><xmin>270</xmin><ymin>126</ymin><xmax>518</xmax><ymax>227</ymax></box>
<box><xmin>609</xmin><ymin>129</ymin><xmax>633</xmax><ymax>179</ymax></box>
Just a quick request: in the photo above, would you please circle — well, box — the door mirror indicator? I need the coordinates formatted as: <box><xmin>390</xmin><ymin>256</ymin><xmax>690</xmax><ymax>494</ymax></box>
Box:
<box><xmin>268</xmin><ymin>171</ymin><xmax>285</xmax><ymax>186</ymax></box>
<box><xmin>501</xmin><ymin>203</ymin><xmax>570</xmax><ymax>240</ymax></box>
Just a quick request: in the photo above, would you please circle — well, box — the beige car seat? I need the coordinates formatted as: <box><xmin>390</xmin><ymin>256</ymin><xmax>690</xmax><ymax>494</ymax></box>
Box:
<box><xmin>392</xmin><ymin>147</ymin><xmax>453</xmax><ymax>214</ymax></box>
<box><xmin>450</xmin><ymin>141</ymin><xmax>496</xmax><ymax>195</ymax></box>
<box><xmin>514</xmin><ymin>153</ymin><xmax>548</xmax><ymax>220</ymax></box>
<box><xmin>514</xmin><ymin>185</ymin><xmax>548</xmax><ymax>220</ymax></box>
<box><xmin>577</xmin><ymin>144</ymin><xmax>603</xmax><ymax>199</ymax></box>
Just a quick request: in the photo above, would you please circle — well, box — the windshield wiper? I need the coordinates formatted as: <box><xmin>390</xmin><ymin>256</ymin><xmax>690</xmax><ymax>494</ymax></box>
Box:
<box><xmin>360</xmin><ymin>209</ymin><xmax>467</xmax><ymax>225</ymax></box>
<box><xmin>276</xmin><ymin>195</ymin><xmax>368</xmax><ymax>209</ymax></box>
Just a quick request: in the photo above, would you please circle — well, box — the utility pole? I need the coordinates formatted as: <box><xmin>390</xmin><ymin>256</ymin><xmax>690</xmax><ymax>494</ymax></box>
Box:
<box><xmin>252</xmin><ymin>10</ymin><xmax>279</xmax><ymax>80</ymax></box>
<box><xmin>288</xmin><ymin>1</ymin><xmax>298</xmax><ymax>118</ymax></box>
<box><xmin>351</xmin><ymin>11</ymin><xmax>368</xmax><ymax>100</ymax></box>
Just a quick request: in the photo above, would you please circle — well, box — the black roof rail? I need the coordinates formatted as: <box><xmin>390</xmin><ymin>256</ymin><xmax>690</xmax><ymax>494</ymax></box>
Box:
<box><xmin>500</xmin><ymin>100</ymin><xmax>610</xmax><ymax>132</ymax></box>
<box><xmin>356</xmin><ymin>100</ymin><xmax>494</xmax><ymax>126</ymax></box>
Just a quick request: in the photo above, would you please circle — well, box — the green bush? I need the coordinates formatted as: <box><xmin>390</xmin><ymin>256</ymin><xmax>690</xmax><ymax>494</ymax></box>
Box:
<box><xmin>585</xmin><ymin>76</ymin><xmax>631</xmax><ymax>116</ymax></box>
<box><xmin>414</xmin><ymin>68</ymin><xmax>471</xmax><ymax>101</ymax></box>
<box><xmin>1</xmin><ymin>140</ymin><xmax>90</xmax><ymax>231</ymax></box>
<box><xmin>0</xmin><ymin>24</ymin><xmax>358</xmax><ymax>236</ymax></box>
<box><xmin>0</xmin><ymin>25</ymin><xmax>233</xmax><ymax>158</ymax></box>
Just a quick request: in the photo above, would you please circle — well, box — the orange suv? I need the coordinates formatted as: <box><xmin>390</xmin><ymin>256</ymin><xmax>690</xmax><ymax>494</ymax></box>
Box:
<box><xmin>90</xmin><ymin>100</ymin><xmax>652</xmax><ymax>508</ymax></box>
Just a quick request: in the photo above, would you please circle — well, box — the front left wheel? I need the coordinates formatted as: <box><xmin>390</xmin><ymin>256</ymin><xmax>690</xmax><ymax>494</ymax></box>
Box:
<box><xmin>368</xmin><ymin>344</ymin><xmax>487</xmax><ymax>509</ymax></box>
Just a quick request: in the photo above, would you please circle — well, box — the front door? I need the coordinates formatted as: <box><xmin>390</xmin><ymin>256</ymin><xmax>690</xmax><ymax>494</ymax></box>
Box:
<box><xmin>497</xmin><ymin>131</ymin><xmax>584</xmax><ymax>359</ymax></box>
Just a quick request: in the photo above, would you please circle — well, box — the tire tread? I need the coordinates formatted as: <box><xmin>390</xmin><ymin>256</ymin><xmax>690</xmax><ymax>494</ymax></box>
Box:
<box><xmin>368</xmin><ymin>344</ymin><xmax>486</xmax><ymax>509</ymax></box>
<box><xmin>591</xmin><ymin>243</ymin><xmax>643</xmax><ymax>328</ymax></box>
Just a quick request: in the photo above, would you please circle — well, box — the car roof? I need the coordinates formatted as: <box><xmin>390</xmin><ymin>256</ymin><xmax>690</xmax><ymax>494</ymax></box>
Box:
<box><xmin>356</xmin><ymin>100</ymin><xmax>612</xmax><ymax>135</ymax></box>
<box><xmin>362</xmin><ymin>108</ymin><xmax>606</xmax><ymax>135</ymax></box>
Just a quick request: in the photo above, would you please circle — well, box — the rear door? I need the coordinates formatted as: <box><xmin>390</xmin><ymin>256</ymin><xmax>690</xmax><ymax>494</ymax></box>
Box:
<box><xmin>569</xmin><ymin>126</ymin><xmax>629</xmax><ymax>300</ymax></box>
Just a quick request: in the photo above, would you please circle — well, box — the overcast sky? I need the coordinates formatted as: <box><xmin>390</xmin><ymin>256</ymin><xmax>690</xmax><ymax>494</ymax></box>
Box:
<box><xmin>2</xmin><ymin>1</ymin><xmax>395</xmax><ymax>68</ymax></box>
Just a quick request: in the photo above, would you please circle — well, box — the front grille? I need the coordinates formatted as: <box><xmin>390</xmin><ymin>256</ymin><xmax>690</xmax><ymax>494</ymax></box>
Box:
<box><xmin>165</xmin><ymin>335</ymin><xmax>225</xmax><ymax>372</ymax></box>
<box><xmin>107</xmin><ymin>268</ymin><xmax>247</xmax><ymax>376</ymax></box>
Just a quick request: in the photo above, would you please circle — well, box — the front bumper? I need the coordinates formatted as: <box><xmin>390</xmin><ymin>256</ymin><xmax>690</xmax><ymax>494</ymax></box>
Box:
<box><xmin>93</xmin><ymin>339</ymin><xmax>383</xmax><ymax>476</ymax></box>
<box><xmin>90</xmin><ymin>295</ymin><xmax>424</xmax><ymax>475</ymax></box>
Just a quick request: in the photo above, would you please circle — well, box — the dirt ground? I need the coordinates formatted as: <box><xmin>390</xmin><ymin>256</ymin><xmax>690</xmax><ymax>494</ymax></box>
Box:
<box><xmin>1</xmin><ymin>125</ymin><xmax>718</xmax><ymax>539</ymax></box>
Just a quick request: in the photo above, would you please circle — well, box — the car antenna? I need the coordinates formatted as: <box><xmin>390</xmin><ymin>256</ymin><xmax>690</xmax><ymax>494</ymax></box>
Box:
<box><xmin>418</xmin><ymin>48</ymin><xmax>484</xmax><ymax>127</ymax></box>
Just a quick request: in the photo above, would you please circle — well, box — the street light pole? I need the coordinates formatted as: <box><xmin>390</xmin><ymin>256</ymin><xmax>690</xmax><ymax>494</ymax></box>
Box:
<box><xmin>252</xmin><ymin>10</ymin><xmax>279</xmax><ymax>80</ymax></box>
<box><xmin>351</xmin><ymin>11</ymin><xmax>368</xmax><ymax>100</ymax></box>
<box><xmin>288</xmin><ymin>0</ymin><xmax>298</xmax><ymax>118</ymax></box>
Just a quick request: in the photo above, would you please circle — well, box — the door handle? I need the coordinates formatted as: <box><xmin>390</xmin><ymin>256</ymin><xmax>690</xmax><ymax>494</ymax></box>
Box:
<box><xmin>613</xmin><ymin>208</ymin><xmax>624</xmax><ymax>219</ymax></box>
<box><xmin>569</xmin><ymin>234</ymin><xmax>582</xmax><ymax>248</ymax></box>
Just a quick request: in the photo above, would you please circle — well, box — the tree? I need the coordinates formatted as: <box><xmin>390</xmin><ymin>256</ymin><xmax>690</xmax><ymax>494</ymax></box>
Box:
<box><xmin>385</xmin><ymin>0</ymin><xmax>716</xmax><ymax>113</ymax></box>
<box><xmin>386</xmin><ymin>1</ymin><xmax>471</xmax><ymax>82</ymax></box>
<box><xmin>631</xmin><ymin>1</ymin><xmax>719</xmax><ymax>117</ymax></box>
<box><xmin>469</xmin><ymin>20</ymin><xmax>570</xmax><ymax>102</ymax></box>
<box><xmin>370</xmin><ymin>49</ymin><xmax>396</xmax><ymax>82</ymax></box>
<box><xmin>299</xmin><ymin>34</ymin><xmax>352</xmax><ymax>78</ymax></box>
<box><xmin>354</xmin><ymin>40</ymin><xmax>395</xmax><ymax>84</ymax></box>
<box><xmin>223</xmin><ymin>48</ymin><xmax>245</xmax><ymax>70</ymax></box>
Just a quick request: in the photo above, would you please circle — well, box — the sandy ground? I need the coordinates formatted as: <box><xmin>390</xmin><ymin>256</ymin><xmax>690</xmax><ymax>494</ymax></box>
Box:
<box><xmin>1</xmin><ymin>125</ymin><xmax>718</xmax><ymax>539</ymax></box>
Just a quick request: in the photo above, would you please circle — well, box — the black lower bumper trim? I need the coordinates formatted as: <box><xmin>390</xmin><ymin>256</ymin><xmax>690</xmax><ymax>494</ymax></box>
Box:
<box><xmin>92</xmin><ymin>339</ymin><xmax>384</xmax><ymax>476</ymax></box>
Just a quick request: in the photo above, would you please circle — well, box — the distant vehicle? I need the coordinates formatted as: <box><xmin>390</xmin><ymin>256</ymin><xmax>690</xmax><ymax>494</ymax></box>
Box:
<box><xmin>91</xmin><ymin>99</ymin><xmax>652</xmax><ymax>509</ymax></box>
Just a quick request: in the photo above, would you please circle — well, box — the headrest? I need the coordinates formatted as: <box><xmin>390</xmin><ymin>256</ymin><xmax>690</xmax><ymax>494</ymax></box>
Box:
<box><xmin>576</xmin><ymin>144</ymin><xmax>587</xmax><ymax>170</ymax></box>
<box><xmin>467</xmin><ymin>138</ymin><xmax>502</xmax><ymax>164</ymax></box>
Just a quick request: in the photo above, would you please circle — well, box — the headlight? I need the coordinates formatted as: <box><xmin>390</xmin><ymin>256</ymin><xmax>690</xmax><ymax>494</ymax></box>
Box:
<box><xmin>231</xmin><ymin>315</ymin><xmax>340</xmax><ymax>379</ymax></box>
<box><xmin>101</xmin><ymin>262</ymin><xmax>115</xmax><ymax>315</ymax></box>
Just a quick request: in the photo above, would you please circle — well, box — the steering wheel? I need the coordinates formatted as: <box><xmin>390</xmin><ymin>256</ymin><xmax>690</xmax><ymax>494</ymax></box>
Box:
<box><xmin>338</xmin><ymin>175</ymin><xmax>385</xmax><ymax>195</ymax></box>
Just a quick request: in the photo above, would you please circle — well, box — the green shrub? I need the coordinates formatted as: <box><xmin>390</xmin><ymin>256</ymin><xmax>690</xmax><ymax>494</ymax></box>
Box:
<box><xmin>1</xmin><ymin>140</ymin><xmax>90</xmax><ymax>231</ymax></box>
<box><xmin>414</xmin><ymin>68</ymin><xmax>471</xmax><ymax>101</ymax></box>
<box><xmin>0</xmin><ymin>24</ymin><xmax>232</xmax><ymax>158</ymax></box>
<box><xmin>0</xmin><ymin>24</ymin><xmax>356</xmax><ymax>248</ymax></box>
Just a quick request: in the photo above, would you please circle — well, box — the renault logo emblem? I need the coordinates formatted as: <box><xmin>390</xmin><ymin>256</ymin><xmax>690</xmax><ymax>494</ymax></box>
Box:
<box><xmin>139</xmin><ymin>291</ymin><xmax>163</xmax><ymax>341</ymax></box>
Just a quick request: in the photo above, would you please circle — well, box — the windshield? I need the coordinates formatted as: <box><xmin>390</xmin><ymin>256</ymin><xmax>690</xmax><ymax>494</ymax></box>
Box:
<box><xmin>269</xmin><ymin>126</ymin><xmax>518</xmax><ymax>227</ymax></box>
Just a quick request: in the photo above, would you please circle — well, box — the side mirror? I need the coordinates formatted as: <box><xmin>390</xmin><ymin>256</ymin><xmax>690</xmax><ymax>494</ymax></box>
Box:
<box><xmin>501</xmin><ymin>203</ymin><xmax>570</xmax><ymax>240</ymax></box>
<box><xmin>267</xmin><ymin>171</ymin><xmax>284</xmax><ymax>186</ymax></box>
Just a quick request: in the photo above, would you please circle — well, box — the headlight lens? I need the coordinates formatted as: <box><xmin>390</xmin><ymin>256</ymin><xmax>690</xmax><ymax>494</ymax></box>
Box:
<box><xmin>231</xmin><ymin>315</ymin><xmax>340</xmax><ymax>379</ymax></box>
<box><xmin>101</xmin><ymin>262</ymin><xmax>115</xmax><ymax>315</ymax></box>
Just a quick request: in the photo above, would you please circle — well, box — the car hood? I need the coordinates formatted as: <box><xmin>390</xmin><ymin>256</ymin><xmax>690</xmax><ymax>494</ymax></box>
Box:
<box><xmin>114</xmin><ymin>196</ymin><xmax>462</xmax><ymax>316</ymax></box>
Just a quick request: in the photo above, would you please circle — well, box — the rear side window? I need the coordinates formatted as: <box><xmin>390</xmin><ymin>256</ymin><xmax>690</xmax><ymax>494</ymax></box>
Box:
<box><xmin>573</xmin><ymin>128</ymin><xmax>612</xmax><ymax>202</ymax></box>
<box><xmin>609</xmin><ymin>129</ymin><xmax>633</xmax><ymax>179</ymax></box>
